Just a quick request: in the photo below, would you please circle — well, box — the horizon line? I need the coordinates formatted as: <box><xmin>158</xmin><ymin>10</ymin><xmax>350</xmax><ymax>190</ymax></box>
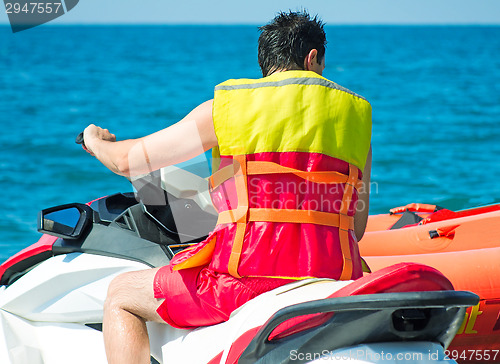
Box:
<box><xmin>1</xmin><ymin>22</ymin><xmax>500</xmax><ymax>27</ymax></box>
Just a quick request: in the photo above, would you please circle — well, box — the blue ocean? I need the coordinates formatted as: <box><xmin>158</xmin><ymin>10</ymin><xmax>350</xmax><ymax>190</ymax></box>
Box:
<box><xmin>1</xmin><ymin>25</ymin><xmax>499</xmax><ymax>262</ymax></box>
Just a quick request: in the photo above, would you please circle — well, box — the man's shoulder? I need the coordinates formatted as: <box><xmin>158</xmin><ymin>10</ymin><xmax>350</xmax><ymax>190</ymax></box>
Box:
<box><xmin>319</xmin><ymin>76</ymin><xmax>369</xmax><ymax>104</ymax></box>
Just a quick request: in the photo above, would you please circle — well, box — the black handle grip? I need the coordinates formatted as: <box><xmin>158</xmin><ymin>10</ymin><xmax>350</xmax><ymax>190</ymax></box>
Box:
<box><xmin>75</xmin><ymin>132</ymin><xmax>85</xmax><ymax>146</ymax></box>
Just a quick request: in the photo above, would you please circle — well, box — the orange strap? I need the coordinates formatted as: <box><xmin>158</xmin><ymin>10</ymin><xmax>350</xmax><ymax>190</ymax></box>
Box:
<box><xmin>209</xmin><ymin>164</ymin><xmax>237</xmax><ymax>190</ymax></box>
<box><xmin>210</xmin><ymin>160</ymin><xmax>362</xmax><ymax>190</ymax></box>
<box><xmin>227</xmin><ymin>155</ymin><xmax>249</xmax><ymax>278</ymax></box>
<box><xmin>218</xmin><ymin>208</ymin><xmax>354</xmax><ymax>229</ymax></box>
<box><xmin>172</xmin><ymin>237</ymin><xmax>216</xmax><ymax>271</ymax></box>
<box><xmin>220</xmin><ymin>155</ymin><xmax>359</xmax><ymax>280</ymax></box>
<box><xmin>337</xmin><ymin>164</ymin><xmax>359</xmax><ymax>280</ymax></box>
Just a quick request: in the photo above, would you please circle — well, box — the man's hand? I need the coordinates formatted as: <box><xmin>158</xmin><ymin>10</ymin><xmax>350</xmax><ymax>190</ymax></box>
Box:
<box><xmin>83</xmin><ymin>124</ymin><xmax>116</xmax><ymax>156</ymax></box>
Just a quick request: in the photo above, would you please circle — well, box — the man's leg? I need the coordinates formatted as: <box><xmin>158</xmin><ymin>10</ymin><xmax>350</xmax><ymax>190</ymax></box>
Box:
<box><xmin>103</xmin><ymin>267</ymin><xmax>164</xmax><ymax>364</ymax></box>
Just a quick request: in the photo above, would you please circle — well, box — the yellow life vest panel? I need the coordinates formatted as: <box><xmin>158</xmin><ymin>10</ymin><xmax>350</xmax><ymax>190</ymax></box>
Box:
<box><xmin>212</xmin><ymin>70</ymin><xmax>371</xmax><ymax>171</ymax></box>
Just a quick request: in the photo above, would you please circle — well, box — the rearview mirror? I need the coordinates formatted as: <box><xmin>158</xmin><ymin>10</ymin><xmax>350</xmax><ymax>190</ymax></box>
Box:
<box><xmin>38</xmin><ymin>203</ymin><xmax>93</xmax><ymax>240</ymax></box>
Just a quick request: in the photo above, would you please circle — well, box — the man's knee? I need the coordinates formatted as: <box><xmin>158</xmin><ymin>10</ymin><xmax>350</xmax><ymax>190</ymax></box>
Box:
<box><xmin>104</xmin><ymin>272</ymin><xmax>136</xmax><ymax>312</ymax></box>
<box><xmin>104</xmin><ymin>268</ymin><xmax>161</xmax><ymax>321</ymax></box>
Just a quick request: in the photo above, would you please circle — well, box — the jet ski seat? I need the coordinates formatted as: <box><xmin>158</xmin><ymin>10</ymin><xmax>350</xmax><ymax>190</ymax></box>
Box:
<box><xmin>268</xmin><ymin>262</ymin><xmax>454</xmax><ymax>341</ymax></box>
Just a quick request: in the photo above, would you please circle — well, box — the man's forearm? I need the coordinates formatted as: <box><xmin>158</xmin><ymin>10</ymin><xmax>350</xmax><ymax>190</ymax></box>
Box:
<box><xmin>83</xmin><ymin>99</ymin><xmax>216</xmax><ymax>178</ymax></box>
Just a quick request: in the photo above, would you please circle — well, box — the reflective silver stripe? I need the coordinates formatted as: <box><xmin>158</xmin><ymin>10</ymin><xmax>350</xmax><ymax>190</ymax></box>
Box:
<box><xmin>214</xmin><ymin>77</ymin><xmax>367</xmax><ymax>101</ymax></box>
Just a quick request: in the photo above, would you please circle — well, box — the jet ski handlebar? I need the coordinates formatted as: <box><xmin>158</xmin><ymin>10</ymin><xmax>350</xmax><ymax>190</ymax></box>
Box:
<box><xmin>75</xmin><ymin>132</ymin><xmax>85</xmax><ymax>147</ymax></box>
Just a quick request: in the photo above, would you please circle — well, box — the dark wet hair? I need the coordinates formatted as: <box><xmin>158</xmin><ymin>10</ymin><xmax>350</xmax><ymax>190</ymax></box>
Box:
<box><xmin>258</xmin><ymin>10</ymin><xmax>326</xmax><ymax>77</ymax></box>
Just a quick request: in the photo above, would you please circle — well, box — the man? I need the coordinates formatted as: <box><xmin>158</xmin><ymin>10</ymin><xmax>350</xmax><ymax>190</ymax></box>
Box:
<box><xmin>83</xmin><ymin>11</ymin><xmax>372</xmax><ymax>364</ymax></box>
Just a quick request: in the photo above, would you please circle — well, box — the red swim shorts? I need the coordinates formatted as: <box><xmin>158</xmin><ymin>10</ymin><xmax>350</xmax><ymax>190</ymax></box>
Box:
<box><xmin>153</xmin><ymin>264</ymin><xmax>292</xmax><ymax>329</ymax></box>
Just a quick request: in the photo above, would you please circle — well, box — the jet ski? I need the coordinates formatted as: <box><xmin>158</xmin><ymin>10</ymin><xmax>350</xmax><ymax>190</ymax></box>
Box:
<box><xmin>0</xmin><ymin>156</ymin><xmax>478</xmax><ymax>363</ymax></box>
<box><xmin>359</xmin><ymin>202</ymin><xmax>500</xmax><ymax>360</ymax></box>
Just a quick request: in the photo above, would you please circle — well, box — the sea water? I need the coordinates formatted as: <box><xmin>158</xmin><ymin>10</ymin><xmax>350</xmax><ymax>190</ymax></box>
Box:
<box><xmin>0</xmin><ymin>25</ymin><xmax>499</xmax><ymax>261</ymax></box>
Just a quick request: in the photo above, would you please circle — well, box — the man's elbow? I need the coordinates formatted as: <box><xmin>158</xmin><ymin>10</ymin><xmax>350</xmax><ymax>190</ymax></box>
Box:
<box><xmin>354</xmin><ymin>205</ymin><xmax>369</xmax><ymax>242</ymax></box>
<box><xmin>355</xmin><ymin>227</ymin><xmax>366</xmax><ymax>242</ymax></box>
<box><xmin>114</xmin><ymin>154</ymin><xmax>130</xmax><ymax>176</ymax></box>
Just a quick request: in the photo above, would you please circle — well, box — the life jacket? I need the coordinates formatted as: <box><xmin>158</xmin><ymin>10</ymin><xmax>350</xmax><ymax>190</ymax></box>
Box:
<box><xmin>173</xmin><ymin>70</ymin><xmax>372</xmax><ymax>281</ymax></box>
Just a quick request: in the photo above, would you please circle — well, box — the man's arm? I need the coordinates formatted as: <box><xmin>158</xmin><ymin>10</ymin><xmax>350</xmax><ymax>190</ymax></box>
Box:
<box><xmin>83</xmin><ymin>100</ymin><xmax>217</xmax><ymax>177</ymax></box>
<box><xmin>354</xmin><ymin>145</ymin><xmax>372</xmax><ymax>241</ymax></box>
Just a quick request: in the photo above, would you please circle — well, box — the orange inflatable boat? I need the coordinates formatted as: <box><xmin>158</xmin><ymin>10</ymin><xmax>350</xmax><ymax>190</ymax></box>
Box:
<box><xmin>359</xmin><ymin>203</ymin><xmax>500</xmax><ymax>363</ymax></box>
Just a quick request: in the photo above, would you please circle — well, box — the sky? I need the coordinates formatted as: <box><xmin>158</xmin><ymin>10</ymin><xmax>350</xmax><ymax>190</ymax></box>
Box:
<box><xmin>1</xmin><ymin>0</ymin><xmax>500</xmax><ymax>26</ymax></box>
